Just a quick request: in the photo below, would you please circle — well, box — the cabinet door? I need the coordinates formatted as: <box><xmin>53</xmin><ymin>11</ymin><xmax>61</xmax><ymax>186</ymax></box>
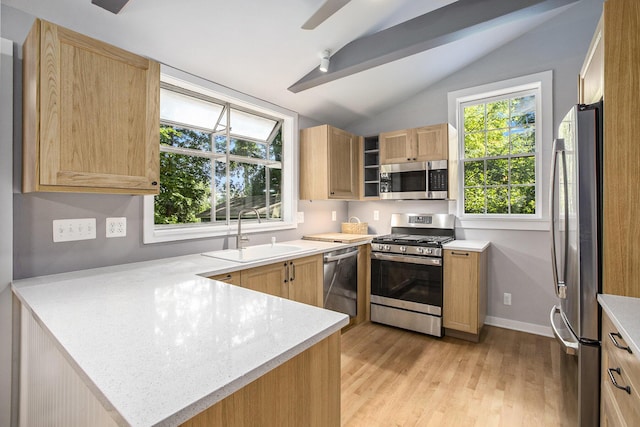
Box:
<box><xmin>414</xmin><ymin>124</ymin><xmax>448</xmax><ymax>161</ymax></box>
<box><xmin>443</xmin><ymin>250</ymin><xmax>479</xmax><ymax>334</ymax></box>
<box><xmin>328</xmin><ymin>127</ymin><xmax>358</xmax><ymax>199</ymax></box>
<box><xmin>287</xmin><ymin>255</ymin><xmax>323</xmax><ymax>307</ymax></box>
<box><xmin>26</xmin><ymin>20</ymin><xmax>160</xmax><ymax>194</ymax></box>
<box><xmin>379</xmin><ymin>129</ymin><xmax>413</xmax><ymax>164</ymax></box>
<box><xmin>240</xmin><ymin>262</ymin><xmax>287</xmax><ymax>298</ymax></box>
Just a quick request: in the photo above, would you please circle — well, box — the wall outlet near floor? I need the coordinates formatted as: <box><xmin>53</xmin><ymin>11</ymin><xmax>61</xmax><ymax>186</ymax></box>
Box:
<box><xmin>373</xmin><ymin>210</ymin><xmax>379</xmax><ymax>221</ymax></box>
<box><xmin>53</xmin><ymin>218</ymin><xmax>97</xmax><ymax>242</ymax></box>
<box><xmin>106</xmin><ymin>217</ymin><xmax>127</xmax><ymax>238</ymax></box>
<box><xmin>503</xmin><ymin>293</ymin><xmax>512</xmax><ymax>306</ymax></box>
<box><xmin>297</xmin><ymin>211</ymin><xmax>304</xmax><ymax>223</ymax></box>
<box><xmin>331</xmin><ymin>211</ymin><xmax>336</xmax><ymax>221</ymax></box>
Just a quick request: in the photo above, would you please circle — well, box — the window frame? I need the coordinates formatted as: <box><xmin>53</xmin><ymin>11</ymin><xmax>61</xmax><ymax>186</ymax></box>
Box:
<box><xmin>447</xmin><ymin>71</ymin><xmax>553</xmax><ymax>231</ymax></box>
<box><xmin>143</xmin><ymin>67</ymin><xmax>298</xmax><ymax>244</ymax></box>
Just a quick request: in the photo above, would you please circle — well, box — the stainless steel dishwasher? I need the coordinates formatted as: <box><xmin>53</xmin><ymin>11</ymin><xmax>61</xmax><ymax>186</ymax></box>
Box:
<box><xmin>323</xmin><ymin>247</ymin><xmax>358</xmax><ymax>317</ymax></box>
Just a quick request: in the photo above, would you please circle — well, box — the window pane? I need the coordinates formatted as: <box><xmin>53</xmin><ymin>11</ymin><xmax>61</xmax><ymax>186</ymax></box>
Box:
<box><xmin>220</xmin><ymin>108</ymin><xmax>278</xmax><ymax>141</ymax></box>
<box><xmin>464</xmin><ymin>104</ymin><xmax>485</xmax><ymax>132</ymax></box>
<box><xmin>211</xmin><ymin>160</ymin><xmax>227</xmax><ymax>223</ymax></box>
<box><xmin>214</xmin><ymin>135</ymin><xmax>227</xmax><ymax>154</ymax></box>
<box><xmin>270</xmin><ymin>132</ymin><xmax>282</xmax><ymax>162</ymax></box>
<box><xmin>486</xmin><ymin>130</ymin><xmax>508</xmax><ymax>156</ymax></box>
<box><xmin>229</xmin><ymin>162</ymin><xmax>266</xmax><ymax>220</ymax></box>
<box><xmin>464</xmin><ymin>132</ymin><xmax>485</xmax><ymax>158</ymax></box>
<box><xmin>160</xmin><ymin>125</ymin><xmax>212</xmax><ymax>151</ymax></box>
<box><xmin>510</xmin><ymin>156</ymin><xmax>535</xmax><ymax>185</ymax></box>
<box><xmin>160</xmin><ymin>88</ymin><xmax>223</xmax><ymax>131</ymax></box>
<box><xmin>155</xmin><ymin>152</ymin><xmax>211</xmax><ymax>224</ymax></box>
<box><xmin>230</xmin><ymin>139</ymin><xmax>267</xmax><ymax>159</ymax></box>
<box><xmin>486</xmin><ymin>158</ymin><xmax>508</xmax><ymax>185</ymax></box>
<box><xmin>269</xmin><ymin>167</ymin><xmax>282</xmax><ymax>219</ymax></box>
<box><xmin>487</xmin><ymin>100</ymin><xmax>509</xmax><ymax>130</ymax></box>
<box><xmin>511</xmin><ymin>185</ymin><xmax>535</xmax><ymax>214</ymax></box>
<box><xmin>510</xmin><ymin>95</ymin><xmax>536</xmax><ymax>126</ymax></box>
<box><xmin>486</xmin><ymin>187</ymin><xmax>509</xmax><ymax>214</ymax></box>
<box><xmin>510</xmin><ymin>126</ymin><xmax>535</xmax><ymax>154</ymax></box>
<box><xmin>464</xmin><ymin>160</ymin><xmax>485</xmax><ymax>186</ymax></box>
<box><xmin>464</xmin><ymin>187</ymin><xmax>485</xmax><ymax>214</ymax></box>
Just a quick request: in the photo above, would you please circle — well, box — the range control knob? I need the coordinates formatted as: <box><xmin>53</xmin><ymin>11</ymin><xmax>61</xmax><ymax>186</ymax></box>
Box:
<box><xmin>425</xmin><ymin>248</ymin><xmax>433</xmax><ymax>255</ymax></box>
<box><xmin>384</xmin><ymin>245</ymin><xmax>391</xmax><ymax>251</ymax></box>
<box><xmin>416</xmin><ymin>247</ymin><xmax>424</xmax><ymax>254</ymax></box>
<box><xmin>400</xmin><ymin>246</ymin><xmax>407</xmax><ymax>252</ymax></box>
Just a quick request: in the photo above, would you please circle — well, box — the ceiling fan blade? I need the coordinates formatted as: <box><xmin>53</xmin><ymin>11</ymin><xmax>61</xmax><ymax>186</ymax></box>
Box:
<box><xmin>301</xmin><ymin>0</ymin><xmax>351</xmax><ymax>30</ymax></box>
<box><xmin>91</xmin><ymin>0</ymin><xmax>131</xmax><ymax>14</ymax></box>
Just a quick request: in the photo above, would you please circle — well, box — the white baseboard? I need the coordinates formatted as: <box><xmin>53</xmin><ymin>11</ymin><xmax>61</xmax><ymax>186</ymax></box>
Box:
<box><xmin>485</xmin><ymin>315</ymin><xmax>553</xmax><ymax>338</ymax></box>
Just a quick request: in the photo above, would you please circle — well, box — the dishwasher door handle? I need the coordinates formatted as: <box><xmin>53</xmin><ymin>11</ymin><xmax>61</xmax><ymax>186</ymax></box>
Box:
<box><xmin>324</xmin><ymin>249</ymin><xmax>358</xmax><ymax>263</ymax></box>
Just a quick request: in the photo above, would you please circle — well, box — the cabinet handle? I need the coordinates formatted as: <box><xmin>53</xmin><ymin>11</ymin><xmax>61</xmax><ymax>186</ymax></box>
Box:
<box><xmin>607</xmin><ymin>367</ymin><xmax>631</xmax><ymax>394</ymax></box>
<box><xmin>609</xmin><ymin>332</ymin><xmax>633</xmax><ymax>354</ymax></box>
<box><xmin>151</xmin><ymin>181</ymin><xmax>158</xmax><ymax>186</ymax></box>
<box><xmin>290</xmin><ymin>261</ymin><xmax>295</xmax><ymax>282</ymax></box>
<box><xmin>406</xmin><ymin>158</ymin><xmax>411</xmax><ymax>161</ymax></box>
<box><xmin>284</xmin><ymin>262</ymin><xmax>288</xmax><ymax>283</ymax></box>
<box><xmin>450</xmin><ymin>251</ymin><xmax>469</xmax><ymax>257</ymax></box>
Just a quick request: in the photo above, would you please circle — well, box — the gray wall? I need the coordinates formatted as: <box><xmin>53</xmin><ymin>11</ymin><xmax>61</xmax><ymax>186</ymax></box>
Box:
<box><xmin>346</xmin><ymin>0</ymin><xmax>603</xmax><ymax>333</ymax></box>
<box><xmin>2</xmin><ymin>5</ymin><xmax>347</xmax><ymax>280</ymax></box>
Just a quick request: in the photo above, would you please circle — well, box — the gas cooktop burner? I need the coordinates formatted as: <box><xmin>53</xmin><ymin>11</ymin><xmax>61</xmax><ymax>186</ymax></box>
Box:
<box><xmin>373</xmin><ymin>234</ymin><xmax>454</xmax><ymax>246</ymax></box>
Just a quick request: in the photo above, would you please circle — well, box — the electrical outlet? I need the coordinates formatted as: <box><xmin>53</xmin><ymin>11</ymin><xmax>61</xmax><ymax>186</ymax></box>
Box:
<box><xmin>53</xmin><ymin>218</ymin><xmax>96</xmax><ymax>242</ymax></box>
<box><xmin>297</xmin><ymin>211</ymin><xmax>305</xmax><ymax>223</ymax></box>
<box><xmin>331</xmin><ymin>211</ymin><xmax>336</xmax><ymax>221</ymax></box>
<box><xmin>503</xmin><ymin>293</ymin><xmax>512</xmax><ymax>306</ymax></box>
<box><xmin>106</xmin><ymin>217</ymin><xmax>127</xmax><ymax>238</ymax></box>
<box><xmin>373</xmin><ymin>210</ymin><xmax>380</xmax><ymax>221</ymax></box>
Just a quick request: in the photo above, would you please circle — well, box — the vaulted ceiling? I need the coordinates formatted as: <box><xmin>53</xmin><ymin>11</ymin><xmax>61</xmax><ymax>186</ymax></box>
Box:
<box><xmin>4</xmin><ymin>0</ymin><xmax>584</xmax><ymax>128</ymax></box>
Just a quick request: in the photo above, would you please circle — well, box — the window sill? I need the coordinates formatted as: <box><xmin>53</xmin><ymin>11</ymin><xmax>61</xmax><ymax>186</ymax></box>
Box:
<box><xmin>457</xmin><ymin>217</ymin><xmax>550</xmax><ymax>231</ymax></box>
<box><xmin>143</xmin><ymin>220</ymin><xmax>297</xmax><ymax>244</ymax></box>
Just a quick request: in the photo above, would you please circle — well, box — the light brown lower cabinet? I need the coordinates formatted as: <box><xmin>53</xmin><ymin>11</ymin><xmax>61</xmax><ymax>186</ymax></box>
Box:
<box><xmin>443</xmin><ymin>249</ymin><xmax>487</xmax><ymax>342</ymax></box>
<box><xmin>211</xmin><ymin>254</ymin><xmax>323</xmax><ymax>307</ymax></box>
<box><xmin>601</xmin><ymin>310</ymin><xmax>640</xmax><ymax>426</ymax></box>
<box><xmin>180</xmin><ymin>331</ymin><xmax>341</xmax><ymax>427</ymax></box>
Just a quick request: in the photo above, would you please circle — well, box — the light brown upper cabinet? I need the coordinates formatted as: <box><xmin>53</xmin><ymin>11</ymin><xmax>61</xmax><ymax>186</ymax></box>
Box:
<box><xmin>299</xmin><ymin>124</ymin><xmax>361</xmax><ymax>200</ymax></box>
<box><xmin>379</xmin><ymin>123</ymin><xmax>454</xmax><ymax>164</ymax></box>
<box><xmin>599</xmin><ymin>0</ymin><xmax>640</xmax><ymax>298</ymax></box>
<box><xmin>23</xmin><ymin>19</ymin><xmax>160</xmax><ymax>194</ymax></box>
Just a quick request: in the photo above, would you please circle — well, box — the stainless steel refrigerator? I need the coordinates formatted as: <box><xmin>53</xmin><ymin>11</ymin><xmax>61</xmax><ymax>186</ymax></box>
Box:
<box><xmin>549</xmin><ymin>101</ymin><xmax>602</xmax><ymax>426</ymax></box>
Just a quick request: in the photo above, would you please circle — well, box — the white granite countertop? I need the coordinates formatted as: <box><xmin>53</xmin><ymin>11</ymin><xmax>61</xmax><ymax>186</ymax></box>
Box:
<box><xmin>598</xmin><ymin>294</ymin><xmax>640</xmax><ymax>359</ymax></box>
<box><xmin>443</xmin><ymin>240</ymin><xmax>490</xmax><ymax>252</ymax></box>
<box><xmin>12</xmin><ymin>239</ymin><xmax>356</xmax><ymax>427</ymax></box>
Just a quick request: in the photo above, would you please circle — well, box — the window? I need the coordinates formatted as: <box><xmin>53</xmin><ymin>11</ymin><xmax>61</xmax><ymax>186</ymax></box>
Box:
<box><xmin>448</xmin><ymin>71</ymin><xmax>552</xmax><ymax>229</ymax></box>
<box><xmin>144</xmin><ymin>70</ymin><xmax>297</xmax><ymax>243</ymax></box>
<box><xmin>461</xmin><ymin>90</ymin><xmax>537</xmax><ymax>215</ymax></box>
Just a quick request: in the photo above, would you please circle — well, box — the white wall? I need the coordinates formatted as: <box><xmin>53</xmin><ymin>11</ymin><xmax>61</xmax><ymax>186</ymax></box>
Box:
<box><xmin>346</xmin><ymin>0</ymin><xmax>603</xmax><ymax>334</ymax></box>
<box><xmin>0</xmin><ymin>33</ymin><xmax>15</xmax><ymax>427</ymax></box>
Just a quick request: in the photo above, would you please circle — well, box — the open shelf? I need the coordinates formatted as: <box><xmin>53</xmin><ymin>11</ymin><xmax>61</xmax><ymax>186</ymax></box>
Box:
<box><xmin>363</xmin><ymin>136</ymin><xmax>379</xmax><ymax>198</ymax></box>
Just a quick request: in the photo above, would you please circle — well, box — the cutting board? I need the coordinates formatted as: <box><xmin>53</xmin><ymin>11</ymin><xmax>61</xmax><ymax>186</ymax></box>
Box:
<box><xmin>303</xmin><ymin>232</ymin><xmax>374</xmax><ymax>243</ymax></box>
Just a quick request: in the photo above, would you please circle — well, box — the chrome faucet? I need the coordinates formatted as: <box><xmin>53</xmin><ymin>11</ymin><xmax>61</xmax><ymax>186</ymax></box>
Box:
<box><xmin>236</xmin><ymin>208</ymin><xmax>261</xmax><ymax>249</ymax></box>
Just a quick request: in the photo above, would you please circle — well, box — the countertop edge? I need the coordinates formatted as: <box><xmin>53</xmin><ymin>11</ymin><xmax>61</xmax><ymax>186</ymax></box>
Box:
<box><xmin>598</xmin><ymin>294</ymin><xmax>640</xmax><ymax>360</ymax></box>
<box><xmin>443</xmin><ymin>240</ymin><xmax>490</xmax><ymax>252</ymax></box>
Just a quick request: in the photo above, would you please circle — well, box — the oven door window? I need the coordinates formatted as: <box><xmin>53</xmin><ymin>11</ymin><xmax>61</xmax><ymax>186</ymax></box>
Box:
<box><xmin>371</xmin><ymin>258</ymin><xmax>442</xmax><ymax>307</ymax></box>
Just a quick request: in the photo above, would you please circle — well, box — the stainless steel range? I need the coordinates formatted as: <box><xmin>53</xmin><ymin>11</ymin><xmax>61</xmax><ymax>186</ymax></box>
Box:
<box><xmin>370</xmin><ymin>213</ymin><xmax>455</xmax><ymax>337</ymax></box>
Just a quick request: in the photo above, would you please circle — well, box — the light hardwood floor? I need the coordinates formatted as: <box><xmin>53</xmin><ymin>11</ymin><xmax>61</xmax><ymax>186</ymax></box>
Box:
<box><xmin>341</xmin><ymin>322</ymin><xmax>569</xmax><ymax>427</ymax></box>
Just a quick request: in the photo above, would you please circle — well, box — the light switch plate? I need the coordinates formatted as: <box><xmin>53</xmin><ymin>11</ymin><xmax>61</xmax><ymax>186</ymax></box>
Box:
<box><xmin>331</xmin><ymin>211</ymin><xmax>336</xmax><ymax>221</ymax></box>
<box><xmin>297</xmin><ymin>211</ymin><xmax>304</xmax><ymax>223</ymax></box>
<box><xmin>106</xmin><ymin>217</ymin><xmax>127</xmax><ymax>238</ymax></box>
<box><xmin>53</xmin><ymin>218</ymin><xmax>97</xmax><ymax>242</ymax></box>
<box><xmin>373</xmin><ymin>210</ymin><xmax>380</xmax><ymax>221</ymax></box>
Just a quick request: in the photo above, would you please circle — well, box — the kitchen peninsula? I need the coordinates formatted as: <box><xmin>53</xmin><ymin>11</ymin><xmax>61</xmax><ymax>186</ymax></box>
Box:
<box><xmin>12</xmin><ymin>240</ymin><xmax>352</xmax><ymax>427</ymax></box>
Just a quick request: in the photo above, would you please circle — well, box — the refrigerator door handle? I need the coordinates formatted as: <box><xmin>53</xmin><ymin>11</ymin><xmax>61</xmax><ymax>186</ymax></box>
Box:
<box><xmin>549</xmin><ymin>139</ymin><xmax>568</xmax><ymax>299</ymax></box>
<box><xmin>550</xmin><ymin>305</ymin><xmax>579</xmax><ymax>355</ymax></box>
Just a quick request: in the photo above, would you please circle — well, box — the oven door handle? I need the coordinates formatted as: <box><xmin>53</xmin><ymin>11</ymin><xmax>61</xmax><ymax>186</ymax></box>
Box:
<box><xmin>372</xmin><ymin>252</ymin><xmax>442</xmax><ymax>266</ymax></box>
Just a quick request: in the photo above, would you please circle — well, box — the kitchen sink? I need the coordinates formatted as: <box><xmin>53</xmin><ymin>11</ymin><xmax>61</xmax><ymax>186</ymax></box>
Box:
<box><xmin>202</xmin><ymin>244</ymin><xmax>314</xmax><ymax>263</ymax></box>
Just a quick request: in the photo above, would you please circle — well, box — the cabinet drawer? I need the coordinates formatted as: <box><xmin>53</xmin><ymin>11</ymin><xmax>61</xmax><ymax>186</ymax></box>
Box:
<box><xmin>601</xmin><ymin>311</ymin><xmax>640</xmax><ymax>426</ymax></box>
<box><xmin>209</xmin><ymin>271</ymin><xmax>241</xmax><ymax>286</ymax></box>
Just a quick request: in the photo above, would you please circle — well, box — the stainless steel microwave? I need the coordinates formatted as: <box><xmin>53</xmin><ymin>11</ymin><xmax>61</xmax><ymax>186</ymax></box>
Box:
<box><xmin>379</xmin><ymin>160</ymin><xmax>448</xmax><ymax>200</ymax></box>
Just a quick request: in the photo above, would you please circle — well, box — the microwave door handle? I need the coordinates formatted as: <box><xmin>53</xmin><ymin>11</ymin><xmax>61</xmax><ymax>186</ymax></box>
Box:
<box><xmin>549</xmin><ymin>139</ymin><xmax>567</xmax><ymax>299</ymax></box>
